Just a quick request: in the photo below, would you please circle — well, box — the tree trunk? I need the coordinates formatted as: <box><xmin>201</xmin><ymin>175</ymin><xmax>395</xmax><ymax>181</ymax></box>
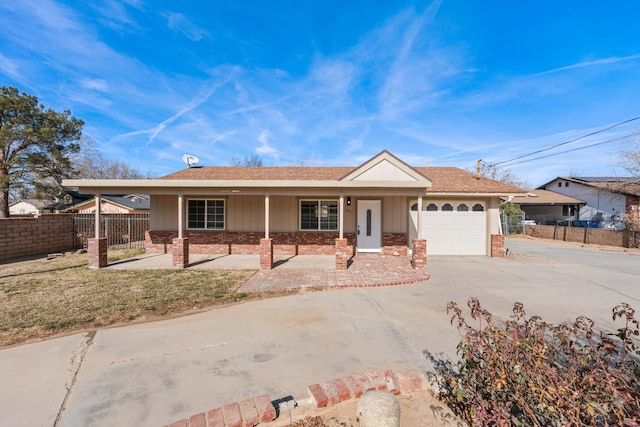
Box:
<box><xmin>0</xmin><ymin>169</ymin><xmax>10</xmax><ymax>218</ymax></box>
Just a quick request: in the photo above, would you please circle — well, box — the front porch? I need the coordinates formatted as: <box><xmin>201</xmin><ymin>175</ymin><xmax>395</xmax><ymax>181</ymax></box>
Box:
<box><xmin>105</xmin><ymin>253</ymin><xmax>431</xmax><ymax>291</ymax></box>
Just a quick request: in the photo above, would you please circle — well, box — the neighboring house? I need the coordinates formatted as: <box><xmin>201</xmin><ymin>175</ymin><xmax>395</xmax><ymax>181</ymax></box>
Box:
<box><xmin>502</xmin><ymin>190</ymin><xmax>586</xmax><ymax>224</ymax></box>
<box><xmin>537</xmin><ymin>177</ymin><xmax>640</xmax><ymax>224</ymax></box>
<box><xmin>62</xmin><ymin>194</ymin><xmax>150</xmax><ymax>214</ymax></box>
<box><xmin>65</xmin><ymin>151</ymin><xmax>526</xmax><ymax>262</ymax></box>
<box><xmin>8</xmin><ymin>199</ymin><xmax>52</xmax><ymax>216</ymax></box>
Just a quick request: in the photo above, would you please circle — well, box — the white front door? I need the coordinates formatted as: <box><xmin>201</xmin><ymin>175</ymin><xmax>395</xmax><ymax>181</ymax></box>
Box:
<box><xmin>357</xmin><ymin>200</ymin><xmax>382</xmax><ymax>252</ymax></box>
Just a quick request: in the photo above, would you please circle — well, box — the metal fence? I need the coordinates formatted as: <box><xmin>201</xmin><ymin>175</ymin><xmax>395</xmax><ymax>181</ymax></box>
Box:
<box><xmin>501</xmin><ymin>213</ymin><xmax>526</xmax><ymax>236</ymax></box>
<box><xmin>72</xmin><ymin>213</ymin><xmax>149</xmax><ymax>250</ymax></box>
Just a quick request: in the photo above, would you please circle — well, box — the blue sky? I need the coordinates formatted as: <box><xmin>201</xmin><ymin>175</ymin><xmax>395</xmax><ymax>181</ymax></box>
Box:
<box><xmin>1</xmin><ymin>0</ymin><xmax>639</xmax><ymax>186</ymax></box>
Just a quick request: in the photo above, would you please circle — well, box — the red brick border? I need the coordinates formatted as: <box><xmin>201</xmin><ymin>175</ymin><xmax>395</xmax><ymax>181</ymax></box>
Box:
<box><xmin>163</xmin><ymin>369</ymin><xmax>426</xmax><ymax>426</ymax></box>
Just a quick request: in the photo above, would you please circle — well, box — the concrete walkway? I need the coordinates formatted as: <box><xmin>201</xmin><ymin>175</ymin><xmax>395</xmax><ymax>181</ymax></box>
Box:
<box><xmin>1</xmin><ymin>238</ymin><xmax>638</xmax><ymax>426</ymax></box>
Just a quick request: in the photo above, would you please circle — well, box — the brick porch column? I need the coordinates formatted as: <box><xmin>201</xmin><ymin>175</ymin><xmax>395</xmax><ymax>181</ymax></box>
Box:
<box><xmin>88</xmin><ymin>238</ymin><xmax>108</xmax><ymax>269</ymax></box>
<box><xmin>411</xmin><ymin>239</ymin><xmax>427</xmax><ymax>269</ymax></box>
<box><xmin>491</xmin><ymin>234</ymin><xmax>505</xmax><ymax>258</ymax></box>
<box><xmin>172</xmin><ymin>237</ymin><xmax>189</xmax><ymax>268</ymax></box>
<box><xmin>335</xmin><ymin>238</ymin><xmax>349</xmax><ymax>270</ymax></box>
<box><xmin>260</xmin><ymin>238</ymin><xmax>273</xmax><ymax>269</ymax></box>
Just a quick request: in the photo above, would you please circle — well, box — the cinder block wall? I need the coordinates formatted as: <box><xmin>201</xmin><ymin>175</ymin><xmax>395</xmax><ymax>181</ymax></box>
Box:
<box><xmin>0</xmin><ymin>215</ymin><xmax>80</xmax><ymax>260</ymax></box>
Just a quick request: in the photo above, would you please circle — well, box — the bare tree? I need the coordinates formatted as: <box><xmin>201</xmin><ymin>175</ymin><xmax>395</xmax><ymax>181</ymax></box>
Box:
<box><xmin>72</xmin><ymin>139</ymin><xmax>152</xmax><ymax>179</ymax></box>
<box><xmin>477</xmin><ymin>162</ymin><xmax>530</xmax><ymax>188</ymax></box>
<box><xmin>619</xmin><ymin>139</ymin><xmax>640</xmax><ymax>178</ymax></box>
<box><xmin>231</xmin><ymin>153</ymin><xmax>263</xmax><ymax>167</ymax></box>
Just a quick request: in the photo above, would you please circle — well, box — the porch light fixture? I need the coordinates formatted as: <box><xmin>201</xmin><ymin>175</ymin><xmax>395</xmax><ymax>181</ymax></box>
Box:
<box><xmin>346</xmin><ymin>196</ymin><xmax>351</xmax><ymax>206</ymax></box>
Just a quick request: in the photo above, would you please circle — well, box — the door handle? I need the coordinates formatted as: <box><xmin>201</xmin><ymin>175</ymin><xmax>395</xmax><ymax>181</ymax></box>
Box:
<box><xmin>357</xmin><ymin>225</ymin><xmax>360</xmax><ymax>235</ymax></box>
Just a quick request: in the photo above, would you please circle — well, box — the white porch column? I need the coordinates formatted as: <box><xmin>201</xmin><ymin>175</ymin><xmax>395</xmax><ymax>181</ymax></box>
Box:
<box><xmin>417</xmin><ymin>195</ymin><xmax>423</xmax><ymax>237</ymax></box>
<box><xmin>339</xmin><ymin>195</ymin><xmax>344</xmax><ymax>239</ymax></box>
<box><xmin>264</xmin><ymin>194</ymin><xmax>270</xmax><ymax>239</ymax></box>
<box><xmin>177</xmin><ymin>194</ymin><xmax>184</xmax><ymax>238</ymax></box>
<box><xmin>94</xmin><ymin>194</ymin><xmax>101</xmax><ymax>238</ymax></box>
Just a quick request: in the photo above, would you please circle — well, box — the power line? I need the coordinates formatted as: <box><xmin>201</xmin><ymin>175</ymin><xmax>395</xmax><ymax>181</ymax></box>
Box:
<box><xmin>490</xmin><ymin>115</ymin><xmax>640</xmax><ymax>167</ymax></box>
<box><xmin>500</xmin><ymin>133</ymin><xmax>635</xmax><ymax>167</ymax></box>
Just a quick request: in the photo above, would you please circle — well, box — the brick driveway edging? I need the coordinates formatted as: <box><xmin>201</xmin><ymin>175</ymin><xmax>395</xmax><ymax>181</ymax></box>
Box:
<box><xmin>238</xmin><ymin>254</ymin><xmax>430</xmax><ymax>293</ymax></box>
<box><xmin>163</xmin><ymin>368</ymin><xmax>427</xmax><ymax>427</ymax></box>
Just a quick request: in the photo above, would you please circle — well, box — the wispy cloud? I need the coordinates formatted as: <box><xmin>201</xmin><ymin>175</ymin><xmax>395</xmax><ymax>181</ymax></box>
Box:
<box><xmin>166</xmin><ymin>12</ymin><xmax>208</xmax><ymax>41</ymax></box>
<box><xmin>537</xmin><ymin>54</ymin><xmax>640</xmax><ymax>75</ymax></box>
<box><xmin>0</xmin><ymin>53</ymin><xmax>19</xmax><ymax>79</ymax></box>
<box><xmin>256</xmin><ymin>129</ymin><xmax>279</xmax><ymax>158</ymax></box>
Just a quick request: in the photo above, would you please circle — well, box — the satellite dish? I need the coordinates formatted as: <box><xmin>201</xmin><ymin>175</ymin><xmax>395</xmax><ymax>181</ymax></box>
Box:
<box><xmin>182</xmin><ymin>154</ymin><xmax>200</xmax><ymax>167</ymax></box>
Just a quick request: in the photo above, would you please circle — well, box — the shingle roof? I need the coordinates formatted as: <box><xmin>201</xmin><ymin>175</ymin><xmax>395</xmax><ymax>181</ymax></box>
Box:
<box><xmin>508</xmin><ymin>190</ymin><xmax>585</xmax><ymax>205</ymax></box>
<box><xmin>159</xmin><ymin>166</ymin><xmax>353</xmax><ymax>181</ymax></box>
<box><xmin>159</xmin><ymin>165</ymin><xmax>526</xmax><ymax>194</ymax></box>
<box><xmin>547</xmin><ymin>177</ymin><xmax>640</xmax><ymax>198</ymax></box>
<box><xmin>417</xmin><ymin>167</ymin><xmax>525</xmax><ymax>193</ymax></box>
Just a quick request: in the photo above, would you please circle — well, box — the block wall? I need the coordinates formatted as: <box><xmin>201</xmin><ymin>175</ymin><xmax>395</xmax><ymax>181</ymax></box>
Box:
<box><xmin>0</xmin><ymin>214</ymin><xmax>80</xmax><ymax>260</ymax></box>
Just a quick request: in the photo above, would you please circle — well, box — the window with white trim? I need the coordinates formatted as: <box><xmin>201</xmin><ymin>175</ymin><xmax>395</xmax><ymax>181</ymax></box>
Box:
<box><xmin>187</xmin><ymin>199</ymin><xmax>225</xmax><ymax>230</ymax></box>
<box><xmin>300</xmin><ymin>200</ymin><xmax>338</xmax><ymax>231</ymax></box>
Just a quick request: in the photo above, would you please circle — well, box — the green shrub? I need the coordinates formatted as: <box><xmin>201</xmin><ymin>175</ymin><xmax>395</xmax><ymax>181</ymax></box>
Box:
<box><xmin>431</xmin><ymin>298</ymin><xmax>640</xmax><ymax>426</ymax></box>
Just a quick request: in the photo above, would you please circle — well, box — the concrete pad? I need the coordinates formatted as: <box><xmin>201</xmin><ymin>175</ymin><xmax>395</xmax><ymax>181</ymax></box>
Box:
<box><xmin>3</xmin><ymin>238</ymin><xmax>638</xmax><ymax>426</ymax></box>
<box><xmin>0</xmin><ymin>333</ymin><xmax>89</xmax><ymax>427</ymax></box>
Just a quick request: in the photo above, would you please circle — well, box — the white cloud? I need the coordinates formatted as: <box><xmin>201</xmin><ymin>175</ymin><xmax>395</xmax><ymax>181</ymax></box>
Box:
<box><xmin>0</xmin><ymin>53</ymin><xmax>19</xmax><ymax>79</ymax></box>
<box><xmin>537</xmin><ymin>53</ymin><xmax>640</xmax><ymax>75</ymax></box>
<box><xmin>80</xmin><ymin>78</ymin><xmax>110</xmax><ymax>92</ymax></box>
<box><xmin>166</xmin><ymin>12</ymin><xmax>207</xmax><ymax>41</ymax></box>
<box><xmin>256</xmin><ymin>129</ymin><xmax>279</xmax><ymax>158</ymax></box>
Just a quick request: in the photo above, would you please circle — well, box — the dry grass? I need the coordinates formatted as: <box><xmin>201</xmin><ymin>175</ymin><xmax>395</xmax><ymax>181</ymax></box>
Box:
<box><xmin>0</xmin><ymin>250</ymin><xmax>256</xmax><ymax>348</ymax></box>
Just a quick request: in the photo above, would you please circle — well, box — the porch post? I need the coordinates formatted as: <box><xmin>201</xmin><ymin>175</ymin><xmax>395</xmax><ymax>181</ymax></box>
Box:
<box><xmin>264</xmin><ymin>194</ymin><xmax>270</xmax><ymax>239</ymax></box>
<box><xmin>339</xmin><ymin>195</ymin><xmax>344</xmax><ymax>239</ymax></box>
<box><xmin>417</xmin><ymin>194</ymin><xmax>423</xmax><ymax>237</ymax></box>
<box><xmin>88</xmin><ymin>193</ymin><xmax>107</xmax><ymax>269</ymax></box>
<box><xmin>172</xmin><ymin>193</ymin><xmax>189</xmax><ymax>268</ymax></box>
<box><xmin>177</xmin><ymin>193</ymin><xmax>184</xmax><ymax>239</ymax></box>
<box><xmin>94</xmin><ymin>194</ymin><xmax>101</xmax><ymax>238</ymax></box>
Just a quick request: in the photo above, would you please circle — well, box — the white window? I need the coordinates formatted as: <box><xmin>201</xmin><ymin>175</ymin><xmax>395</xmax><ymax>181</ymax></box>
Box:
<box><xmin>300</xmin><ymin>200</ymin><xmax>338</xmax><ymax>231</ymax></box>
<box><xmin>187</xmin><ymin>199</ymin><xmax>225</xmax><ymax>230</ymax></box>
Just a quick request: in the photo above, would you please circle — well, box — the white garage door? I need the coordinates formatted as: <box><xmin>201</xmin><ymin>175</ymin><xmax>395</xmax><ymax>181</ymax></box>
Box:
<box><xmin>409</xmin><ymin>201</ymin><xmax>487</xmax><ymax>255</ymax></box>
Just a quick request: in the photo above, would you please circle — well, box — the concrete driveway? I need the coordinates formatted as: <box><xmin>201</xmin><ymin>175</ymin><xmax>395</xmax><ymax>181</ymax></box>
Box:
<box><xmin>1</xmin><ymin>238</ymin><xmax>638</xmax><ymax>426</ymax></box>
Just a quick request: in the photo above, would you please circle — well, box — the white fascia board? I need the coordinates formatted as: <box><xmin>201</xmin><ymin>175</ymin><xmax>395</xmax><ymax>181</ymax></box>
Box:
<box><xmin>63</xmin><ymin>178</ymin><xmax>431</xmax><ymax>193</ymax></box>
<box><xmin>427</xmin><ymin>192</ymin><xmax>528</xmax><ymax>197</ymax></box>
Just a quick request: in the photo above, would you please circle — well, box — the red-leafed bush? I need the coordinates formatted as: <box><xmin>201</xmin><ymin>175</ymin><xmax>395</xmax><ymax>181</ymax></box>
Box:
<box><xmin>432</xmin><ymin>298</ymin><xmax>640</xmax><ymax>426</ymax></box>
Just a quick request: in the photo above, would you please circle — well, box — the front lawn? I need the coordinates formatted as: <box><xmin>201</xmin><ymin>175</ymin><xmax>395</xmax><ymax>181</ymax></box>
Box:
<box><xmin>0</xmin><ymin>250</ymin><xmax>256</xmax><ymax>348</ymax></box>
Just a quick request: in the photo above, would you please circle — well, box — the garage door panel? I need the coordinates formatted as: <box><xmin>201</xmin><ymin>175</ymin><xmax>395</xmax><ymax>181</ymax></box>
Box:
<box><xmin>411</xmin><ymin>202</ymin><xmax>487</xmax><ymax>255</ymax></box>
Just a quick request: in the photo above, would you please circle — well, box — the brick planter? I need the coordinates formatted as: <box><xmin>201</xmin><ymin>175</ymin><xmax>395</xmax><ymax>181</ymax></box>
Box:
<box><xmin>172</xmin><ymin>237</ymin><xmax>189</xmax><ymax>268</ymax></box>
<box><xmin>411</xmin><ymin>239</ymin><xmax>426</xmax><ymax>268</ymax></box>
<box><xmin>491</xmin><ymin>234</ymin><xmax>505</xmax><ymax>257</ymax></box>
<box><xmin>88</xmin><ymin>238</ymin><xmax>108</xmax><ymax>269</ymax></box>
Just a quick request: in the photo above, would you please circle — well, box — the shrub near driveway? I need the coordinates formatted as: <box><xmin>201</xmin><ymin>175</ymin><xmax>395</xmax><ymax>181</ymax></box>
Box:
<box><xmin>0</xmin><ymin>251</ymin><xmax>255</xmax><ymax>348</ymax></box>
<box><xmin>432</xmin><ymin>298</ymin><xmax>640</xmax><ymax>426</ymax></box>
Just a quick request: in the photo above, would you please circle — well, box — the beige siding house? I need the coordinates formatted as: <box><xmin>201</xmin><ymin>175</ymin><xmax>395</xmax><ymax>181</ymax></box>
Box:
<box><xmin>64</xmin><ymin>151</ymin><xmax>526</xmax><ymax>269</ymax></box>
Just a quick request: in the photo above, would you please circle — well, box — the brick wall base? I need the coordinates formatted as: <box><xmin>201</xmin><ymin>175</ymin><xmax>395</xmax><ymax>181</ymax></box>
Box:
<box><xmin>260</xmin><ymin>239</ymin><xmax>273</xmax><ymax>269</ymax></box>
<box><xmin>172</xmin><ymin>237</ymin><xmax>189</xmax><ymax>268</ymax></box>
<box><xmin>335</xmin><ymin>238</ymin><xmax>349</xmax><ymax>270</ymax></box>
<box><xmin>411</xmin><ymin>239</ymin><xmax>427</xmax><ymax>269</ymax></box>
<box><xmin>382</xmin><ymin>233</ymin><xmax>408</xmax><ymax>256</ymax></box>
<box><xmin>491</xmin><ymin>234</ymin><xmax>505</xmax><ymax>257</ymax></box>
<box><xmin>88</xmin><ymin>238</ymin><xmax>108</xmax><ymax>269</ymax></box>
<box><xmin>146</xmin><ymin>231</ymin><xmax>359</xmax><ymax>257</ymax></box>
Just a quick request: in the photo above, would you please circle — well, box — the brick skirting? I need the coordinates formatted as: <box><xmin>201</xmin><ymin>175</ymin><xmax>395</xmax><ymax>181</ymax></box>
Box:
<box><xmin>146</xmin><ymin>231</ymin><xmax>359</xmax><ymax>256</ymax></box>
